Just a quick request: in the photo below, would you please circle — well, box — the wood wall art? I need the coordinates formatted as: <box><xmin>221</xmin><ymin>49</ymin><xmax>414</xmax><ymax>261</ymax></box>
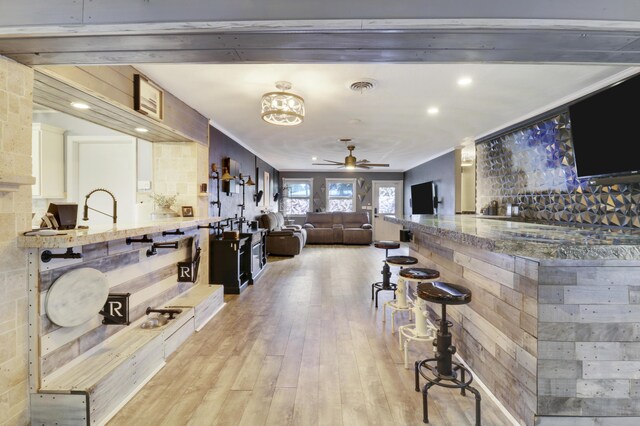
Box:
<box><xmin>134</xmin><ymin>74</ymin><xmax>164</xmax><ymax>121</ymax></box>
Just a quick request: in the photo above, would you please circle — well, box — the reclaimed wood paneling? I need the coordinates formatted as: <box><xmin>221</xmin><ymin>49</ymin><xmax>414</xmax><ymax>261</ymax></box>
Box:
<box><xmin>538</xmin><ymin>259</ymin><xmax>640</xmax><ymax>420</ymax></box>
<box><xmin>409</xmin><ymin>231</ymin><xmax>538</xmax><ymax>425</ymax></box>
<box><xmin>29</xmin><ymin>225</ymin><xmax>220</xmax><ymax>424</ymax></box>
<box><xmin>536</xmin><ymin>416</ymin><xmax>640</xmax><ymax>425</ymax></box>
<box><xmin>410</xmin><ymin>225</ymin><xmax>640</xmax><ymax>424</ymax></box>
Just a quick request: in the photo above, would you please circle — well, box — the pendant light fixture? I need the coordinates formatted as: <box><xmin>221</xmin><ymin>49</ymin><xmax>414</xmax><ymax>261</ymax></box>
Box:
<box><xmin>261</xmin><ymin>81</ymin><xmax>305</xmax><ymax>126</ymax></box>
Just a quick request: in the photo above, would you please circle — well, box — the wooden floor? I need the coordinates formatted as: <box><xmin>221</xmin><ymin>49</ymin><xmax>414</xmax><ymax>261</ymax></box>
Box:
<box><xmin>108</xmin><ymin>245</ymin><xmax>513</xmax><ymax>426</ymax></box>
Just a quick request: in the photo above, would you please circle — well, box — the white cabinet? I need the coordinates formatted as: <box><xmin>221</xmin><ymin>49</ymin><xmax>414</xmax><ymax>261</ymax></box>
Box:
<box><xmin>32</xmin><ymin>123</ymin><xmax>65</xmax><ymax>198</ymax></box>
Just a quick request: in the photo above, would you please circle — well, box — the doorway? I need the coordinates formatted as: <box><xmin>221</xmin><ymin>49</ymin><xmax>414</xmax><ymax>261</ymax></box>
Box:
<box><xmin>372</xmin><ymin>180</ymin><xmax>403</xmax><ymax>241</ymax></box>
<box><xmin>66</xmin><ymin>136</ymin><xmax>137</xmax><ymax>226</ymax></box>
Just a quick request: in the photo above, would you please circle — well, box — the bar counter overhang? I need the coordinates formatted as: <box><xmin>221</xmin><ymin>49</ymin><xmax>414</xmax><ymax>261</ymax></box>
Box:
<box><xmin>385</xmin><ymin>214</ymin><xmax>640</xmax><ymax>426</ymax></box>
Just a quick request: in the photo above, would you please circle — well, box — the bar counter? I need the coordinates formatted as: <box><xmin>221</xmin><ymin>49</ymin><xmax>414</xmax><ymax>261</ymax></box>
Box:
<box><xmin>386</xmin><ymin>214</ymin><xmax>640</xmax><ymax>260</ymax></box>
<box><xmin>17</xmin><ymin>216</ymin><xmax>222</xmax><ymax>248</ymax></box>
<box><xmin>385</xmin><ymin>214</ymin><xmax>640</xmax><ymax>426</ymax></box>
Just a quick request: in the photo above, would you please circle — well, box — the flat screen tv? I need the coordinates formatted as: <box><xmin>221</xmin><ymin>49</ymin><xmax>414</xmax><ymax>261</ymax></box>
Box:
<box><xmin>410</xmin><ymin>181</ymin><xmax>436</xmax><ymax>214</ymax></box>
<box><xmin>569</xmin><ymin>73</ymin><xmax>640</xmax><ymax>180</ymax></box>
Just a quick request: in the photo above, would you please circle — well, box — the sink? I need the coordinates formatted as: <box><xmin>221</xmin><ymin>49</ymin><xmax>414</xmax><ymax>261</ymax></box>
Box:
<box><xmin>140</xmin><ymin>314</ymin><xmax>169</xmax><ymax>329</ymax></box>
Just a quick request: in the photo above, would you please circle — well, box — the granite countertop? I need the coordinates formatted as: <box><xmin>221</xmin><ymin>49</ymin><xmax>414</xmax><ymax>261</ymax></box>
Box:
<box><xmin>385</xmin><ymin>215</ymin><xmax>640</xmax><ymax>260</ymax></box>
<box><xmin>17</xmin><ymin>217</ymin><xmax>222</xmax><ymax>248</ymax></box>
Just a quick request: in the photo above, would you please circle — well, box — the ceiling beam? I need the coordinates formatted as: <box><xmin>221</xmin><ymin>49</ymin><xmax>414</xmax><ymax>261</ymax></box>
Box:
<box><xmin>1</xmin><ymin>28</ymin><xmax>640</xmax><ymax>66</ymax></box>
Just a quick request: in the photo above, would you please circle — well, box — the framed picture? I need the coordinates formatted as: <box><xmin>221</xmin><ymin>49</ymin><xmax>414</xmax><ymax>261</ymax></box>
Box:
<box><xmin>222</xmin><ymin>157</ymin><xmax>240</xmax><ymax>194</ymax></box>
<box><xmin>134</xmin><ymin>74</ymin><xmax>164</xmax><ymax>121</ymax></box>
<box><xmin>263</xmin><ymin>171</ymin><xmax>270</xmax><ymax>208</ymax></box>
<box><xmin>181</xmin><ymin>206</ymin><xmax>194</xmax><ymax>217</ymax></box>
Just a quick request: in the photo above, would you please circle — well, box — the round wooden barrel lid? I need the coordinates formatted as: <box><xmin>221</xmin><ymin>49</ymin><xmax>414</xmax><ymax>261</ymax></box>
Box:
<box><xmin>386</xmin><ymin>255</ymin><xmax>418</xmax><ymax>265</ymax></box>
<box><xmin>374</xmin><ymin>241</ymin><xmax>400</xmax><ymax>250</ymax></box>
<box><xmin>417</xmin><ymin>281</ymin><xmax>472</xmax><ymax>305</ymax></box>
<box><xmin>45</xmin><ymin>267</ymin><xmax>109</xmax><ymax>327</ymax></box>
<box><xmin>399</xmin><ymin>267</ymin><xmax>440</xmax><ymax>280</ymax></box>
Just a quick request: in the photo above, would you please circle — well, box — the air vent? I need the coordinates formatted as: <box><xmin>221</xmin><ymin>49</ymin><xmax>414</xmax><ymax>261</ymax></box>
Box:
<box><xmin>349</xmin><ymin>79</ymin><xmax>376</xmax><ymax>93</ymax></box>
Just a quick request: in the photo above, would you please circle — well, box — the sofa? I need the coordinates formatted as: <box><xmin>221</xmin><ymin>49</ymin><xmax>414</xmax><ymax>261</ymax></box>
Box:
<box><xmin>259</xmin><ymin>212</ymin><xmax>306</xmax><ymax>256</ymax></box>
<box><xmin>303</xmin><ymin>212</ymin><xmax>372</xmax><ymax>244</ymax></box>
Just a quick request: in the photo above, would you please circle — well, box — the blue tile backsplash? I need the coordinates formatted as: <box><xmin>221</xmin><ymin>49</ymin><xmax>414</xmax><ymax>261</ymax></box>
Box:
<box><xmin>476</xmin><ymin>112</ymin><xmax>640</xmax><ymax>229</ymax></box>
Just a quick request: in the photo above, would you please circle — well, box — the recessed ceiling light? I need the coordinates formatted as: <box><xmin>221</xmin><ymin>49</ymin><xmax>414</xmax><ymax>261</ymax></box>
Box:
<box><xmin>457</xmin><ymin>77</ymin><xmax>473</xmax><ymax>87</ymax></box>
<box><xmin>312</xmin><ymin>156</ymin><xmax>317</xmax><ymax>161</ymax></box>
<box><xmin>427</xmin><ymin>107</ymin><xmax>439</xmax><ymax>115</ymax></box>
<box><xmin>135</xmin><ymin>127</ymin><xmax>149</xmax><ymax>133</ymax></box>
<box><xmin>70</xmin><ymin>101</ymin><xmax>90</xmax><ymax>110</ymax></box>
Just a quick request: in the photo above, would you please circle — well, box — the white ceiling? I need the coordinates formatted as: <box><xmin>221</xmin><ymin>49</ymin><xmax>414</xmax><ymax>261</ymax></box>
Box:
<box><xmin>136</xmin><ymin>63</ymin><xmax>637</xmax><ymax>172</ymax></box>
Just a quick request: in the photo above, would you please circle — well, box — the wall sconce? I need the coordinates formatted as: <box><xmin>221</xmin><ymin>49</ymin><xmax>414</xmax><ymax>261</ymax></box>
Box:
<box><xmin>254</xmin><ymin>190</ymin><xmax>264</xmax><ymax>206</ymax></box>
<box><xmin>209</xmin><ymin>163</ymin><xmax>222</xmax><ymax>217</ymax></box>
<box><xmin>222</xmin><ymin>171</ymin><xmax>255</xmax><ymax>220</ymax></box>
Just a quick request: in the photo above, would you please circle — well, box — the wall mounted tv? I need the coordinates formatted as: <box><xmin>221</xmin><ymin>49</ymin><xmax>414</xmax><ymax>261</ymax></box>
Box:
<box><xmin>568</xmin><ymin>73</ymin><xmax>640</xmax><ymax>181</ymax></box>
<box><xmin>410</xmin><ymin>181</ymin><xmax>436</xmax><ymax>214</ymax></box>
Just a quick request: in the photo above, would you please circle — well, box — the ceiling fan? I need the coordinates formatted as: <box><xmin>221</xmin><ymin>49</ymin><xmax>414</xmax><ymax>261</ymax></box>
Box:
<box><xmin>312</xmin><ymin>144</ymin><xmax>389</xmax><ymax>169</ymax></box>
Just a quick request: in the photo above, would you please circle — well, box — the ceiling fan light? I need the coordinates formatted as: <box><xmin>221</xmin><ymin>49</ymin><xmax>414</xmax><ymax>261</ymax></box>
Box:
<box><xmin>345</xmin><ymin>156</ymin><xmax>357</xmax><ymax>168</ymax></box>
<box><xmin>261</xmin><ymin>81</ymin><xmax>305</xmax><ymax>126</ymax></box>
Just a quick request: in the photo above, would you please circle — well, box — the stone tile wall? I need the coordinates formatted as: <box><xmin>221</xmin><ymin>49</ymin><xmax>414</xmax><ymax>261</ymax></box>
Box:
<box><xmin>150</xmin><ymin>142</ymin><xmax>208</xmax><ymax>219</ymax></box>
<box><xmin>0</xmin><ymin>56</ymin><xmax>33</xmax><ymax>426</ymax></box>
<box><xmin>476</xmin><ymin>113</ymin><xmax>640</xmax><ymax>229</ymax></box>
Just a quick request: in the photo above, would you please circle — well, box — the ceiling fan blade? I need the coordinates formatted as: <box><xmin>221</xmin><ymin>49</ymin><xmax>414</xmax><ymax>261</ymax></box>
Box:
<box><xmin>361</xmin><ymin>163</ymin><xmax>389</xmax><ymax>167</ymax></box>
<box><xmin>313</xmin><ymin>160</ymin><xmax>344</xmax><ymax>165</ymax></box>
<box><xmin>356</xmin><ymin>164</ymin><xmax>372</xmax><ymax>169</ymax></box>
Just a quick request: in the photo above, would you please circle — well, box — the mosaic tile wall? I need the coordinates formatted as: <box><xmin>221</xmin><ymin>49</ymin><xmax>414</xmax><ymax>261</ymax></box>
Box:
<box><xmin>476</xmin><ymin>112</ymin><xmax>640</xmax><ymax>229</ymax></box>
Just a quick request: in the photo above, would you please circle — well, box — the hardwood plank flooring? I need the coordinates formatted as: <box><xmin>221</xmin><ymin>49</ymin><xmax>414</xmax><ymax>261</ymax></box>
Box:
<box><xmin>108</xmin><ymin>245</ymin><xmax>514</xmax><ymax>426</ymax></box>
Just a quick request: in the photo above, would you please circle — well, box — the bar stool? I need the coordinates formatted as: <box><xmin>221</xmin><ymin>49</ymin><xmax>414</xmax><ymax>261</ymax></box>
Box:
<box><xmin>397</xmin><ymin>267</ymin><xmax>440</xmax><ymax>369</ymax></box>
<box><xmin>382</xmin><ymin>255</ymin><xmax>418</xmax><ymax>333</ymax></box>
<box><xmin>414</xmin><ymin>281</ymin><xmax>481</xmax><ymax>425</ymax></box>
<box><xmin>371</xmin><ymin>241</ymin><xmax>401</xmax><ymax>307</ymax></box>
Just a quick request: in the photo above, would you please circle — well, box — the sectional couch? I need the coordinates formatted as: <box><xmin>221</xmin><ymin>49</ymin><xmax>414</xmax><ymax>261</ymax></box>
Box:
<box><xmin>303</xmin><ymin>212</ymin><xmax>372</xmax><ymax>244</ymax></box>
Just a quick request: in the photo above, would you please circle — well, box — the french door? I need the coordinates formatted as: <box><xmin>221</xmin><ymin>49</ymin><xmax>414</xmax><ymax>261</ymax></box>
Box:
<box><xmin>372</xmin><ymin>180</ymin><xmax>403</xmax><ymax>241</ymax></box>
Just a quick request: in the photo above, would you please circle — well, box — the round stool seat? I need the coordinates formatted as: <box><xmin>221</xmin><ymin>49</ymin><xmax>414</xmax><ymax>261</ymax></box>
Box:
<box><xmin>374</xmin><ymin>241</ymin><xmax>401</xmax><ymax>250</ymax></box>
<box><xmin>385</xmin><ymin>255</ymin><xmax>418</xmax><ymax>266</ymax></box>
<box><xmin>399</xmin><ymin>267</ymin><xmax>440</xmax><ymax>281</ymax></box>
<box><xmin>417</xmin><ymin>281</ymin><xmax>472</xmax><ymax>305</ymax></box>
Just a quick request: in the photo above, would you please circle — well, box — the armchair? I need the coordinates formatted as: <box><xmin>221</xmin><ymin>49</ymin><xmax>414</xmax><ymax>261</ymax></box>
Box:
<box><xmin>258</xmin><ymin>212</ymin><xmax>306</xmax><ymax>256</ymax></box>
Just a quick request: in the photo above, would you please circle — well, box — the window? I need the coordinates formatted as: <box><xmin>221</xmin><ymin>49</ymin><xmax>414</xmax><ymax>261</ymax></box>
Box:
<box><xmin>326</xmin><ymin>178</ymin><xmax>356</xmax><ymax>212</ymax></box>
<box><xmin>282</xmin><ymin>178</ymin><xmax>313</xmax><ymax>216</ymax></box>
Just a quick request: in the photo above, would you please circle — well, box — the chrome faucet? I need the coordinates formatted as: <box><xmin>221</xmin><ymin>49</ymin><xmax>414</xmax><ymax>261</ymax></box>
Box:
<box><xmin>83</xmin><ymin>188</ymin><xmax>118</xmax><ymax>224</ymax></box>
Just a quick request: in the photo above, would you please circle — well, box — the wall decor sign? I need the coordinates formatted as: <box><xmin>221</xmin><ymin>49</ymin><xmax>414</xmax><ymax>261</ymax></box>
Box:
<box><xmin>134</xmin><ymin>74</ymin><xmax>164</xmax><ymax>121</ymax></box>
<box><xmin>178</xmin><ymin>237</ymin><xmax>201</xmax><ymax>282</ymax></box>
<box><xmin>100</xmin><ymin>293</ymin><xmax>131</xmax><ymax>325</ymax></box>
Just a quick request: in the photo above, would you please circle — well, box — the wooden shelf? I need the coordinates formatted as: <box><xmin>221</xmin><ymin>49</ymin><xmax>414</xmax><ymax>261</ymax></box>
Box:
<box><xmin>0</xmin><ymin>174</ymin><xmax>35</xmax><ymax>192</ymax></box>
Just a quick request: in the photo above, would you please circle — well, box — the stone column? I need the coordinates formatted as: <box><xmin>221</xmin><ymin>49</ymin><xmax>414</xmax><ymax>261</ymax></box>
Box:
<box><xmin>0</xmin><ymin>55</ymin><xmax>34</xmax><ymax>426</ymax></box>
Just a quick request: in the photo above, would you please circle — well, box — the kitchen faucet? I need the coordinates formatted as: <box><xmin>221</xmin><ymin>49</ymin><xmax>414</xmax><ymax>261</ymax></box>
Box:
<box><xmin>83</xmin><ymin>188</ymin><xmax>118</xmax><ymax>224</ymax></box>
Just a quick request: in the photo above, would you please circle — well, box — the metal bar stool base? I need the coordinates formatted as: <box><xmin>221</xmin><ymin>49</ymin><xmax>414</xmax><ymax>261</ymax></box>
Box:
<box><xmin>382</xmin><ymin>299</ymin><xmax>413</xmax><ymax>334</ymax></box>
<box><xmin>371</xmin><ymin>281</ymin><xmax>396</xmax><ymax>308</ymax></box>
<box><xmin>415</xmin><ymin>358</ymin><xmax>482</xmax><ymax>425</ymax></box>
<box><xmin>398</xmin><ymin>323</ymin><xmax>436</xmax><ymax>369</ymax></box>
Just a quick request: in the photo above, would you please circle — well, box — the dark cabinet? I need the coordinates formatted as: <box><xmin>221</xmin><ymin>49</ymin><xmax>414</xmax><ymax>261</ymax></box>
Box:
<box><xmin>209</xmin><ymin>229</ymin><xmax>266</xmax><ymax>294</ymax></box>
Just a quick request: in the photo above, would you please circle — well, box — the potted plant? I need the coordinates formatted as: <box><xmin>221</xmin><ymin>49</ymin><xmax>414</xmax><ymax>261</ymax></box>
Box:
<box><xmin>149</xmin><ymin>193</ymin><xmax>179</xmax><ymax>219</ymax></box>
